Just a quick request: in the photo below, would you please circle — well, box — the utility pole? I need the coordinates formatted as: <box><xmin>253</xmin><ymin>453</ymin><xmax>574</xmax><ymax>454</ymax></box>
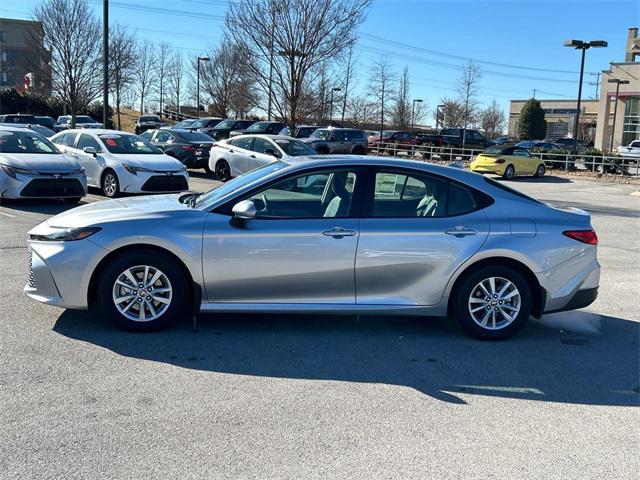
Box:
<box><xmin>196</xmin><ymin>56</ymin><xmax>210</xmax><ymax>118</ymax></box>
<box><xmin>411</xmin><ymin>99</ymin><xmax>423</xmax><ymax>132</ymax></box>
<box><xmin>102</xmin><ymin>0</ymin><xmax>109</xmax><ymax>127</ymax></box>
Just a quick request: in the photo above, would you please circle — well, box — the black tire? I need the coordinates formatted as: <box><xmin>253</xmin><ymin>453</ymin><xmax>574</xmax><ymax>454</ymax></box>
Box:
<box><xmin>101</xmin><ymin>169</ymin><xmax>120</xmax><ymax>198</ymax></box>
<box><xmin>315</xmin><ymin>147</ymin><xmax>329</xmax><ymax>155</ymax></box>
<box><xmin>63</xmin><ymin>197</ymin><xmax>83</xmax><ymax>204</ymax></box>
<box><xmin>503</xmin><ymin>164</ymin><xmax>515</xmax><ymax>180</ymax></box>
<box><xmin>534</xmin><ymin>164</ymin><xmax>545</xmax><ymax>178</ymax></box>
<box><xmin>97</xmin><ymin>251</ymin><xmax>189</xmax><ymax>331</ymax></box>
<box><xmin>352</xmin><ymin>146</ymin><xmax>365</xmax><ymax>155</ymax></box>
<box><xmin>215</xmin><ymin>160</ymin><xmax>231</xmax><ymax>182</ymax></box>
<box><xmin>451</xmin><ymin>265</ymin><xmax>532</xmax><ymax>340</ymax></box>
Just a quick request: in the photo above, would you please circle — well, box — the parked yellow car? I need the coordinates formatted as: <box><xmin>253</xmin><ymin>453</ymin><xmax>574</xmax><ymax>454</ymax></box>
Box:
<box><xmin>470</xmin><ymin>145</ymin><xmax>545</xmax><ymax>179</ymax></box>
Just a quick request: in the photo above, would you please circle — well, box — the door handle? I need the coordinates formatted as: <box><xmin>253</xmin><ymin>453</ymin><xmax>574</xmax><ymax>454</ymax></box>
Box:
<box><xmin>322</xmin><ymin>227</ymin><xmax>356</xmax><ymax>238</ymax></box>
<box><xmin>250</xmin><ymin>154</ymin><xmax>256</xmax><ymax>158</ymax></box>
<box><xmin>445</xmin><ymin>226</ymin><xmax>477</xmax><ymax>237</ymax></box>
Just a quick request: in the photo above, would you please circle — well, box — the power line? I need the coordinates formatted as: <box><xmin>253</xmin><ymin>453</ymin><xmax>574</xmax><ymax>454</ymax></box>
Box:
<box><xmin>87</xmin><ymin>0</ymin><xmax>225</xmax><ymax>21</ymax></box>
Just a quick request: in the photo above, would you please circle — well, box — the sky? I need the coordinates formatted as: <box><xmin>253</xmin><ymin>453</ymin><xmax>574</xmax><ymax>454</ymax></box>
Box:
<box><xmin>1</xmin><ymin>0</ymin><xmax>638</xmax><ymax>124</ymax></box>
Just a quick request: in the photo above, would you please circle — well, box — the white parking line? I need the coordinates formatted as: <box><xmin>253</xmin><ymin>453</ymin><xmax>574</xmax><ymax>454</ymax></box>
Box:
<box><xmin>0</xmin><ymin>211</ymin><xmax>17</xmax><ymax>218</ymax></box>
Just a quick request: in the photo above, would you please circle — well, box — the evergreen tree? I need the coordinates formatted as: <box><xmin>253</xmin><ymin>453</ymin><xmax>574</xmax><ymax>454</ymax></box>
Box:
<box><xmin>518</xmin><ymin>98</ymin><xmax>547</xmax><ymax>139</ymax></box>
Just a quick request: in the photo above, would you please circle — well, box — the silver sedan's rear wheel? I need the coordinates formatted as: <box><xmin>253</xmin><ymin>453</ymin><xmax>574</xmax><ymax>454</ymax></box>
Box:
<box><xmin>98</xmin><ymin>251</ymin><xmax>188</xmax><ymax>331</ymax></box>
<box><xmin>467</xmin><ymin>277</ymin><xmax>521</xmax><ymax>330</ymax></box>
<box><xmin>453</xmin><ymin>266</ymin><xmax>532</xmax><ymax>340</ymax></box>
<box><xmin>112</xmin><ymin>265</ymin><xmax>173</xmax><ymax>322</ymax></box>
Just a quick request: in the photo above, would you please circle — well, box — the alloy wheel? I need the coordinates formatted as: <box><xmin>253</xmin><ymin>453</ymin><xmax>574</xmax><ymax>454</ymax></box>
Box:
<box><xmin>112</xmin><ymin>265</ymin><xmax>173</xmax><ymax>322</ymax></box>
<box><xmin>103</xmin><ymin>173</ymin><xmax>118</xmax><ymax>197</ymax></box>
<box><xmin>467</xmin><ymin>276</ymin><xmax>521</xmax><ymax>330</ymax></box>
<box><xmin>216</xmin><ymin>161</ymin><xmax>230</xmax><ymax>181</ymax></box>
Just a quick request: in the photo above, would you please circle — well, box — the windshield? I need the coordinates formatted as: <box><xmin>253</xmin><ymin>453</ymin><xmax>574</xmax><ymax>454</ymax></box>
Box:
<box><xmin>193</xmin><ymin>161</ymin><xmax>288</xmax><ymax>208</ymax></box>
<box><xmin>77</xmin><ymin>116</ymin><xmax>97</xmax><ymax>124</ymax></box>
<box><xmin>274</xmin><ymin>138</ymin><xmax>317</xmax><ymax>156</ymax></box>
<box><xmin>190</xmin><ymin>119</ymin><xmax>209</xmax><ymax>128</ymax></box>
<box><xmin>140</xmin><ymin>116</ymin><xmax>159</xmax><ymax>122</ymax></box>
<box><xmin>213</xmin><ymin>120</ymin><xmax>236</xmax><ymax>130</ymax></box>
<box><xmin>247</xmin><ymin>122</ymin><xmax>269</xmax><ymax>132</ymax></box>
<box><xmin>99</xmin><ymin>134</ymin><xmax>161</xmax><ymax>154</ymax></box>
<box><xmin>310</xmin><ymin>129</ymin><xmax>332</xmax><ymax>140</ymax></box>
<box><xmin>175</xmin><ymin>120</ymin><xmax>194</xmax><ymax>128</ymax></box>
<box><xmin>0</xmin><ymin>130</ymin><xmax>60</xmax><ymax>154</ymax></box>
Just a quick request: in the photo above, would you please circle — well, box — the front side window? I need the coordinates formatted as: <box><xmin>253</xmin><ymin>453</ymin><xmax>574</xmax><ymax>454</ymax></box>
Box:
<box><xmin>77</xmin><ymin>133</ymin><xmax>101</xmax><ymax>152</ymax></box>
<box><xmin>139</xmin><ymin>130</ymin><xmax>154</xmax><ymax>141</ymax></box>
<box><xmin>0</xmin><ymin>131</ymin><xmax>59</xmax><ymax>154</ymax></box>
<box><xmin>253</xmin><ymin>137</ymin><xmax>276</xmax><ymax>154</ymax></box>
<box><xmin>99</xmin><ymin>134</ymin><xmax>161</xmax><ymax>154</ymax></box>
<box><xmin>246</xmin><ymin>169</ymin><xmax>358</xmax><ymax>219</ymax></box>
<box><xmin>274</xmin><ymin>138</ymin><xmax>316</xmax><ymax>156</ymax></box>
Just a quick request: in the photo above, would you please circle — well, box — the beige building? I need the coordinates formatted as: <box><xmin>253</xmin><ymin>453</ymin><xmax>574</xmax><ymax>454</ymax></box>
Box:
<box><xmin>509</xmin><ymin>99</ymin><xmax>598</xmax><ymax>140</ymax></box>
<box><xmin>594</xmin><ymin>27</ymin><xmax>640</xmax><ymax>152</ymax></box>
<box><xmin>0</xmin><ymin>17</ymin><xmax>51</xmax><ymax>94</ymax></box>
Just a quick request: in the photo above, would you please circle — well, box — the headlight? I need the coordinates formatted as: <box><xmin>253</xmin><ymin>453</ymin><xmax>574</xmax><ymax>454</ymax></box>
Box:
<box><xmin>1</xmin><ymin>164</ymin><xmax>32</xmax><ymax>179</ymax></box>
<box><xmin>70</xmin><ymin>167</ymin><xmax>85</xmax><ymax>175</ymax></box>
<box><xmin>30</xmin><ymin>226</ymin><xmax>101</xmax><ymax>242</ymax></box>
<box><xmin>123</xmin><ymin>164</ymin><xmax>153</xmax><ymax>175</ymax></box>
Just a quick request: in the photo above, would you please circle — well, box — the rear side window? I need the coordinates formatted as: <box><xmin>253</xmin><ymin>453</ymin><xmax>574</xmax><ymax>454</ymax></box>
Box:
<box><xmin>447</xmin><ymin>183</ymin><xmax>477</xmax><ymax>216</ymax></box>
<box><xmin>77</xmin><ymin>133</ymin><xmax>101</xmax><ymax>152</ymax></box>
<box><xmin>345</xmin><ymin>130</ymin><xmax>364</xmax><ymax>141</ymax></box>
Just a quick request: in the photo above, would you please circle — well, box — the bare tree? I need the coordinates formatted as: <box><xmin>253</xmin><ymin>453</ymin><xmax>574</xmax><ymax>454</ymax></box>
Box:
<box><xmin>169</xmin><ymin>50</ymin><xmax>185</xmax><ymax>115</ymax></box>
<box><xmin>391</xmin><ymin>66</ymin><xmax>411</xmax><ymax>130</ymax></box>
<box><xmin>109</xmin><ymin>25</ymin><xmax>137</xmax><ymax>129</ymax></box>
<box><xmin>200</xmin><ymin>39</ymin><xmax>258</xmax><ymax>118</ymax></box>
<box><xmin>369</xmin><ymin>56</ymin><xmax>395</xmax><ymax>138</ymax></box>
<box><xmin>480</xmin><ymin>100</ymin><xmax>505</xmax><ymax>140</ymax></box>
<box><xmin>346</xmin><ymin>95</ymin><xmax>374</xmax><ymax>127</ymax></box>
<box><xmin>135</xmin><ymin>40</ymin><xmax>156</xmax><ymax>114</ymax></box>
<box><xmin>155</xmin><ymin>42</ymin><xmax>171</xmax><ymax>117</ymax></box>
<box><xmin>225</xmin><ymin>0</ymin><xmax>372</xmax><ymax>128</ymax></box>
<box><xmin>32</xmin><ymin>0</ymin><xmax>101</xmax><ymax>127</ymax></box>
<box><xmin>437</xmin><ymin>98</ymin><xmax>466</xmax><ymax>128</ymax></box>
<box><xmin>456</xmin><ymin>61</ymin><xmax>482</xmax><ymax>148</ymax></box>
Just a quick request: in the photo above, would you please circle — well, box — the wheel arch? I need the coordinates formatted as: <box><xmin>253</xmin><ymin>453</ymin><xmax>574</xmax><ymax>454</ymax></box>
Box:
<box><xmin>446</xmin><ymin>256</ymin><xmax>545</xmax><ymax>318</ymax></box>
<box><xmin>87</xmin><ymin>243</ymin><xmax>196</xmax><ymax>309</ymax></box>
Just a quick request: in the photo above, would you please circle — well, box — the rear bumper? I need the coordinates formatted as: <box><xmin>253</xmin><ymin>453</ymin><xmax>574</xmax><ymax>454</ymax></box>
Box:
<box><xmin>470</xmin><ymin>164</ymin><xmax>505</xmax><ymax>175</ymax></box>
<box><xmin>544</xmin><ymin>287</ymin><xmax>598</xmax><ymax>314</ymax></box>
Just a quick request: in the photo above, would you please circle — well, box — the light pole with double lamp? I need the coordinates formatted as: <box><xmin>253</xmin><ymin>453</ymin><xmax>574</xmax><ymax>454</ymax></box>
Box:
<box><xmin>330</xmin><ymin>87</ymin><xmax>342</xmax><ymax>124</ymax></box>
<box><xmin>435</xmin><ymin>103</ymin><xmax>445</xmax><ymax>131</ymax></box>
<box><xmin>196</xmin><ymin>56</ymin><xmax>210</xmax><ymax>118</ymax></box>
<box><xmin>607</xmin><ymin>78</ymin><xmax>629</xmax><ymax>153</ymax></box>
<box><xmin>411</xmin><ymin>98</ymin><xmax>423</xmax><ymax>131</ymax></box>
<box><xmin>563</xmin><ymin>39</ymin><xmax>607</xmax><ymax>152</ymax></box>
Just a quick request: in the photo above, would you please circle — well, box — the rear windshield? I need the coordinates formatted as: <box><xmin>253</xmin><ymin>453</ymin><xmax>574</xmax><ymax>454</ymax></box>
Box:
<box><xmin>140</xmin><ymin>116</ymin><xmax>159</xmax><ymax>122</ymax></box>
<box><xmin>0</xmin><ymin>130</ymin><xmax>59</xmax><ymax>154</ymax></box>
<box><xmin>76</xmin><ymin>116</ymin><xmax>97</xmax><ymax>124</ymax></box>
<box><xmin>99</xmin><ymin>134</ymin><xmax>161</xmax><ymax>154</ymax></box>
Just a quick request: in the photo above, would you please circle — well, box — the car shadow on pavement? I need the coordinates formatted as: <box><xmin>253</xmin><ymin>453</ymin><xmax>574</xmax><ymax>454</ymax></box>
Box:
<box><xmin>0</xmin><ymin>198</ymin><xmax>86</xmax><ymax>215</ymax></box>
<box><xmin>52</xmin><ymin>309</ymin><xmax>639</xmax><ymax>407</ymax></box>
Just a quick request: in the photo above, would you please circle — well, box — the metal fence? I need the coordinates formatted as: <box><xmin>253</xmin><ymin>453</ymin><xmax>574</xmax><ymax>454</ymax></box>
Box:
<box><xmin>368</xmin><ymin>143</ymin><xmax>640</xmax><ymax>177</ymax></box>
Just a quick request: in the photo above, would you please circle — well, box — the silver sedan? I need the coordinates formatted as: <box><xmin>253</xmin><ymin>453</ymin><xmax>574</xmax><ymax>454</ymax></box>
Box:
<box><xmin>24</xmin><ymin>156</ymin><xmax>600</xmax><ymax>340</ymax></box>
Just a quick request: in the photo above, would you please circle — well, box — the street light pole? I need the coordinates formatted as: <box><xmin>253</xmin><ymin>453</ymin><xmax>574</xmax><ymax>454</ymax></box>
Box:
<box><xmin>196</xmin><ymin>56</ymin><xmax>210</xmax><ymax>118</ymax></box>
<box><xmin>607</xmin><ymin>78</ymin><xmax>630</xmax><ymax>153</ymax></box>
<box><xmin>564</xmin><ymin>39</ymin><xmax>607</xmax><ymax>153</ymax></box>
<box><xmin>435</xmin><ymin>104</ymin><xmax>444</xmax><ymax>131</ymax></box>
<box><xmin>411</xmin><ymin>98</ymin><xmax>423</xmax><ymax>132</ymax></box>
<box><xmin>102</xmin><ymin>0</ymin><xmax>109</xmax><ymax>127</ymax></box>
<box><xmin>330</xmin><ymin>87</ymin><xmax>341</xmax><ymax>124</ymax></box>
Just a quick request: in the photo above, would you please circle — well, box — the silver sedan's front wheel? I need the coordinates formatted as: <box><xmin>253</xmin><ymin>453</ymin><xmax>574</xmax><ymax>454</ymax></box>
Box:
<box><xmin>453</xmin><ymin>266</ymin><xmax>532</xmax><ymax>340</ymax></box>
<box><xmin>98</xmin><ymin>251</ymin><xmax>188</xmax><ymax>331</ymax></box>
<box><xmin>467</xmin><ymin>277</ymin><xmax>521</xmax><ymax>330</ymax></box>
<box><xmin>112</xmin><ymin>265</ymin><xmax>173</xmax><ymax>322</ymax></box>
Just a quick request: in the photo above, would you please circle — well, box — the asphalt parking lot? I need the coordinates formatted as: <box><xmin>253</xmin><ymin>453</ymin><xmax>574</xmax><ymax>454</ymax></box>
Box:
<box><xmin>1</xmin><ymin>170</ymin><xmax>638</xmax><ymax>479</ymax></box>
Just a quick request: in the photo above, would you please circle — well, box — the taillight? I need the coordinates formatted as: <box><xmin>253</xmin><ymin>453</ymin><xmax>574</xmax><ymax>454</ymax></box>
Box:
<box><xmin>495</xmin><ymin>158</ymin><xmax>505</xmax><ymax>164</ymax></box>
<box><xmin>181</xmin><ymin>145</ymin><xmax>194</xmax><ymax>151</ymax></box>
<box><xmin>563</xmin><ymin>230</ymin><xmax>598</xmax><ymax>245</ymax></box>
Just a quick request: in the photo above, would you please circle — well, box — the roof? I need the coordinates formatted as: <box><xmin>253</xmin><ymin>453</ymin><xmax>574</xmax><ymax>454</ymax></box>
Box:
<box><xmin>58</xmin><ymin>129</ymin><xmax>133</xmax><ymax>135</ymax></box>
<box><xmin>225</xmin><ymin>134</ymin><xmax>295</xmax><ymax>141</ymax></box>
<box><xmin>0</xmin><ymin>125</ymin><xmax>35</xmax><ymax>132</ymax></box>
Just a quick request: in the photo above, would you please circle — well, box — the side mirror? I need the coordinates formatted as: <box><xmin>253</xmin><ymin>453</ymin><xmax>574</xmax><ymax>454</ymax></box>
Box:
<box><xmin>83</xmin><ymin>146</ymin><xmax>97</xmax><ymax>156</ymax></box>
<box><xmin>232</xmin><ymin>200</ymin><xmax>257</xmax><ymax>220</ymax></box>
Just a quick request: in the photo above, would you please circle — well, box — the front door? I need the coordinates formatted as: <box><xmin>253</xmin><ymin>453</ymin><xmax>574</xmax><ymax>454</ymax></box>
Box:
<box><xmin>356</xmin><ymin>168</ymin><xmax>490</xmax><ymax>306</ymax></box>
<box><xmin>202</xmin><ymin>167</ymin><xmax>362</xmax><ymax>304</ymax></box>
<box><xmin>73</xmin><ymin>133</ymin><xmax>103</xmax><ymax>185</ymax></box>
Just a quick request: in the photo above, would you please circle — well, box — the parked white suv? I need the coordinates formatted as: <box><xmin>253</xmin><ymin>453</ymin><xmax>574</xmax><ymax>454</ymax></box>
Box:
<box><xmin>617</xmin><ymin>140</ymin><xmax>640</xmax><ymax>158</ymax></box>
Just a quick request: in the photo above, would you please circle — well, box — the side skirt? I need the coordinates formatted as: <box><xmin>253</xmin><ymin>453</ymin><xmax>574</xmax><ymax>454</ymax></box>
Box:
<box><xmin>199</xmin><ymin>302</ymin><xmax>446</xmax><ymax>317</ymax></box>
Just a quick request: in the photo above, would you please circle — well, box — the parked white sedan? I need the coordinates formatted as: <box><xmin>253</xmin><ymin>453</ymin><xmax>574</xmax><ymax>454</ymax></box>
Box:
<box><xmin>617</xmin><ymin>140</ymin><xmax>640</xmax><ymax>158</ymax></box>
<box><xmin>51</xmin><ymin>129</ymin><xmax>188</xmax><ymax>197</ymax></box>
<box><xmin>209</xmin><ymin>134</ymin><xmax>317</xmax><ymax>181</ymax></box>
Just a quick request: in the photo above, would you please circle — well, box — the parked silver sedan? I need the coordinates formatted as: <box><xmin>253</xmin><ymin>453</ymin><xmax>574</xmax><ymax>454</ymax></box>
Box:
<box><xmin>0</xmin><ymin>126</ymin><xmax>87</xmax><ymax>201</ymax></box>
<box><xmin>24</xmin><ymin>156</ymin><xmax>600</xmax><ymax>339</ymax></box>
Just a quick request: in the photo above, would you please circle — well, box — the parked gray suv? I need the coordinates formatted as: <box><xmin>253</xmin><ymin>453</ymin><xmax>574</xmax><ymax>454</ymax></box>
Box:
<box><xmin>302</xmin><ymin>128</ymin><xmax>367</xmax><ymax>154</ymax></box>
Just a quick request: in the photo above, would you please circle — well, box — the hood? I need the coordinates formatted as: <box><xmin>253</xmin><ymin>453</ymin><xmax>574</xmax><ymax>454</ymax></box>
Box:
<box><xmin>0</xmin><ymin>152</ymin><xmax>81</xmax><ymax>172</ymax></box>
<box><xmin>36</xmin><ymin>194</ymin><xmax>193</xmax><ymax>230</ymax></box>
<box><xmin>109</xmin><ymin>153</ymin><xmax>185</xmax><ymax>171</ymax></box>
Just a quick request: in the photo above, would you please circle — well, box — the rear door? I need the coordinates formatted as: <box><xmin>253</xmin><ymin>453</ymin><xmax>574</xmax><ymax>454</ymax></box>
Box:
<box><xmin>356</xmin><ymin>167</ymin><xmax>490</xmax><ymax>306</ymax></box>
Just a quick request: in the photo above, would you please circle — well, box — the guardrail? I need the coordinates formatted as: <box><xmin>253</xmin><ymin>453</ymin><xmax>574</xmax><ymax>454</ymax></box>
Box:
<box><xmin>161</xmin><ymin>108</ymin><xmax>197</xmax><ymax>122</ymax></box>
<box><xmin>368</xmin><ymin>142</ymin><xmax>640</xmax><ymax>177</ymax></box>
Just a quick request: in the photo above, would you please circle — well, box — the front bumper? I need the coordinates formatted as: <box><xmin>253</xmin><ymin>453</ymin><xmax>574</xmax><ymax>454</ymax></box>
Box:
<box><xmin>24</xmin><ymin>238</ymin><xmax>108</xmax><ymax>310</ymax></box>
<box><xmin>1</xmin><ymin>173</ymin><xmax>87</xmax><ymax>199</ymax></box>
<box><xmin>118</xmin><ymin>169</ymin><xmax>189</xmax><ymax>194</ymax></box>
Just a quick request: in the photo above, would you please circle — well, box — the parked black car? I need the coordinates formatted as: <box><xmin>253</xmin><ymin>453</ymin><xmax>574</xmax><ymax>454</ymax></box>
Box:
<box><xmin>0</xmin><ymin>114</ymin><xmax>37</xmax><ymax>124</ymax></box>
<box><xmin>140</xmin><ymin>128</ymin><xmax>215</xmax><ymax>171</ymax></box>
<box><xmin>190</xmin><ymin>117</ymin><xmax>223</xmax><ymax>135</ymax></box>
<box><xmin>516</xmin><ymin>140</ymin><xmax>562</xmax><ymax>152</ymax></box>
<box><xmin>34</xmin><ymin>116</ymin><xmax>59</xmax><ymax>131</ymax></box>
<box><xmin>229</xmin><ymin>121</ymin><xmax>286</xmax><ymax>138</ymax></box>
<box><xmin>134</xmin><ymin>115</ymin><xmax>163</xmax><ymax>134</ymax></box>
<box><xmin>207</xmin><ymin>119</ymin><xmax>256</xmax><ymax>140</ymax></box>
<box><xmin>552</xmin><ymin>137</ymin><xmax>589</xmax><ymax>153</ymax></box>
